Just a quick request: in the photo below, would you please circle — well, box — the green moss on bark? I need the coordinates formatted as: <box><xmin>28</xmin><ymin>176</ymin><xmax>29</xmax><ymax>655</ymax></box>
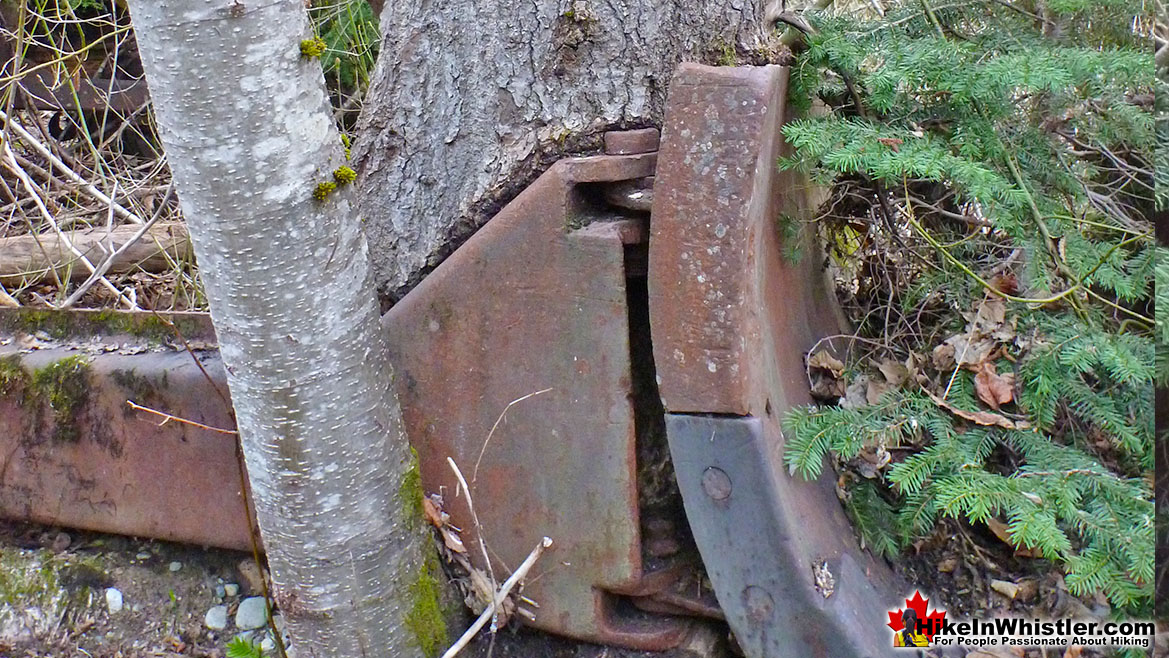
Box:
<box><xmin>404</xmin><ymin>552</ymin><xmax>448</xmax><ymax>658</ymax></box>
<box><xmin>396</xmin><ymin>447</ymin><xmax>425</xmax><ymax>531</ymax></box>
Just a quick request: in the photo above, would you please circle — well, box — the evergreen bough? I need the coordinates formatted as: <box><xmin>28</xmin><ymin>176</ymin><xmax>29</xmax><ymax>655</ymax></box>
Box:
<box><xmin>779</xmin><ymin>0</ymin><xmax>1157</xmax><ymax>614</ymax></box>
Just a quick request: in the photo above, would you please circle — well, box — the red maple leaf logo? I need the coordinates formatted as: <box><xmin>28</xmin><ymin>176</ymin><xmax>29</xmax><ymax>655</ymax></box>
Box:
<box><xmin>887</xmin><ymin>591</ymin><xmax>947</xmax><ymax>641</ymax></box>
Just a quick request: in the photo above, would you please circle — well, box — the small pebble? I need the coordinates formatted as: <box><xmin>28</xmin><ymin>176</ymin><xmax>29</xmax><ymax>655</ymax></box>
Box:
<box><xmin>236</xmin><ymin>596</ymin><xmax>269</xmax><ymax>630</ymax></box>
<box><xmin>215</xmin><ymin>584</ymin><xmax>226</xmax><ymax>598</ymax></box>
<box><xmin>237</xmin><ymin>560</ymin><xmax>265</xmax><ymax>595</ymax></box>
<box><xmin>991</xmin><ymin>579</ymin><xmax>1020</xmax><ymax>600</ymax></box>
<box><xmin>204</xmin><ymin>605</ymin><xmax>228</xmax><ymax>631</ymax></box>
<box><xmin>135</xmin><ymin>552</ymin><xmax>151</xmax><ymax>560</ymax></box>
<box><xmin>224</xmin><ymin>583</ymin><xmax>240</xmax><ymax>597</ymax></box>
<box><xmin>105</xmin><ymin>587</ymin><xmax>123</xmax><ymax>613</ymax></box>
<box><xmin>169</xmin><ymin>561</ymin><xmax>183</xmax><ymax>572</ymax></box>
<box><xmin>50</xmin><ymin>532</ymin><xmax>71</xmax><ymax>552</ymax></box>
<box><xmin>261</xmin><ymin>635</ymin><xmax>276</xmax><ymax>652</ymax></box>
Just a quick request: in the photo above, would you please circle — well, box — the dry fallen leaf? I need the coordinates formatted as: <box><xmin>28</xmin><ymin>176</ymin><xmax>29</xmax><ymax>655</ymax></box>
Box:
<box><xmin>986</xmin><ymin>517</ymin><xmax>1012</xmax><ymax>543</ymax></box>
<box><xmin>440</xmin><ymin>527</ymin><xmax>467</xmax><ymax>553</ymax></box>
<box><xmin>808</xmin><ymin>350</ymin><xmax>845</xmax><ymax>376</ymax></box>
<box><xmin>854</xmin><ymin>445</ymin><xmax>892</xmax><ymax>479</ymax></box>
<box><xmin>808</xmin><ymin>351</ymin><xmax>847</xmax><ymax>400</ymax></box>
<box><xmin>936</xmin><ymin>333</ymin><xmax>997</xmax><ymax>369</ymax></box>
<box><xmin>968</xmin><ymin>297</ymin><xmax>1006</xmax><ymax>331</ymax></box>
<box><xmin>865</xmin><ymin>378</ymin><xmax>891</xmax><ymax>404</ymax></box>
<box><xmin>974</xmin><ymin>362</ymin><xmax>1015</xmax><ymax>410</ymax></box>
<box><xmin>936</xmin><ymin>557</ymin><xmax>958</xmax><ymax>573</ymax></box>
<box><xmin>422</xmin><ymin>496</ymin><xmax>444</xmax><ymax>527</ymax></box>
<box><xmin>877</xmin><ymin>359</ymin><xmax>910</xmax><ymax>387</ymax></box>
<box><xmin>926</xmin><ymin>391</ymin><xmax>1030</xmax><ymax>430</ymax></box>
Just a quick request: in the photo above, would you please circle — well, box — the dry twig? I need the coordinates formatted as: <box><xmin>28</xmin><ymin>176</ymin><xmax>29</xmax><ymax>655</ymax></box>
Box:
<box><xmin>0</xmin><ymin>108</ymin><xmax>146</xmax><ymax>225</ymax></box>
<box><xmin>125</xmin><ymin>399</ymin><xmax>238</xmax><ymax>435</ymax></box>
<box><xmin>1</xmin><ymin>140</ymin><xmax>137</xmax><ymax>308</ymax></box>
<box><xmin>440</xmin><ymin>537</ymin><xmax>553</xmax><ymax>658</ymax></box>
<box><xmin>471</xmin><ymin>387</ymin><xmax>552</xmax><ymax>484</ymax></box>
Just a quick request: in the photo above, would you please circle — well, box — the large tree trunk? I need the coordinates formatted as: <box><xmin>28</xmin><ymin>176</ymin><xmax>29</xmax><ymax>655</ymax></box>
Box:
<box><xmin>124</xmin><ymin>2</ymin><xmax>434</xmax><ymax>657</ymax></box>
<box><xmin>354</xmin><ymin>0</ymin><xmax>771</xmax><ymax>299</ymax></box>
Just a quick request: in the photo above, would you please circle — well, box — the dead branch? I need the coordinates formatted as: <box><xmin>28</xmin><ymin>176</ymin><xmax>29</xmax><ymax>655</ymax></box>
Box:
<box><xmin>0</xmin><ymin>108</ymin><xmax>146</xmax><ymax>225</ymax></box>
<box><xmin>59</xmin><ymin>183</ymin><xmax>177</xmax><ymax>307</ymax></box>
<box><xmin>448</xmin><ymin>456</ymin><xmax>499</xmax><ymax>629</ymax></box>
<box><xmin>1</xmin><ymin>141</ymin><xmax>137</xmax><ymax>307</ymax></box>
<box><xmin>125</xmin><ymin>399</ymin><xmax>238</xmax><ymax>435</ymax></box>
<box><xmin>0</xmin><ymin>220</ymin><xmax>189</xmax><ymax>287</ymax></box>
<box><xmin>440</xmin><ymin>536</ymin><xmax>553</xmax><ymax>658</ymax></box>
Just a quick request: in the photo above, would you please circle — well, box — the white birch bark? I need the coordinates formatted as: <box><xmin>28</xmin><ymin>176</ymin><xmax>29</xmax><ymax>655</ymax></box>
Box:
<box><xmin>122</xmin><ymin>1</ymin><xmax>428</xmax><ymax>656</ymax></box>
<box><xmin>354</xmin><ymin>0</ymin><xmax>770</xmax><ymax>299</ymax></box>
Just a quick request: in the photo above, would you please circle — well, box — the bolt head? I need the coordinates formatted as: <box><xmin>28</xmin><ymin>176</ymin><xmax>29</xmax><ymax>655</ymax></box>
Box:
<box><xmin>701</xmin><ymin>467</ymin><xmax>732</xmax><ymax>500</ymax></box>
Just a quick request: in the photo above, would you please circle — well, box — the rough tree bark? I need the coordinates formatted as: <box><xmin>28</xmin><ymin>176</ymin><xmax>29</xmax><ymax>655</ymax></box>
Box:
<box><xmin>354</xmin><ymin>0</ymin><xmax>771</xmax><ymax>299</ymax></box>
<box><xmin>123</xmin><ymin>2</ymin><xmax>434</xmax><ymax>657</ymax></box>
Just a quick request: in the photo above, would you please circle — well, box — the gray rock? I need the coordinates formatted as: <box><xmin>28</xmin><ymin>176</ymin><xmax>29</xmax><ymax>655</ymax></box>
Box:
<box><xmin>235</xmin><ymin>596</ymin><xmax>269</xmax><ymax>630</ymax></box>
<box><xmin>215</xmin><ymin>584</ymin><xmax>226</xmax><ymax>598</ymax></box>
<box><xmin>168</xmin><ymin>561</ymin><xmax>183</xmax><ymax>572</ymax></box>
<box><xmin>204</xmin><ymin>605</ymin><xmax>228</xmax><ymax>631</ymax></box>
<box><xmin>105</xmin><ymin>588</ymin><xmax>123</xmax><ymax>613</ymax></box>
<box><xmin>224</xmin><ymin>583</ymin><xmax>240</xmax><ymax>597</ymax></box>
<box><xmin>261</xmin><ymin>635</ymin><xmax>276</xmax><ymax>652</ymax></box>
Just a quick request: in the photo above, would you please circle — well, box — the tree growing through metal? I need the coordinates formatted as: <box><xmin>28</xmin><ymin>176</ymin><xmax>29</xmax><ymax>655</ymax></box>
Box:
<box><xmin>122</xmin><ymin>1</ymin><xmax>437</xmax><ymax>656</ymax></box>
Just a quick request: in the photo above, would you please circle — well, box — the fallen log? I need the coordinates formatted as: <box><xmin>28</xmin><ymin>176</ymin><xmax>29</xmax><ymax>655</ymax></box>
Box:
<box><xmin>0</xmin><ymin>221</ymin><xmax>191</xmax><ymax>287</ymax></box>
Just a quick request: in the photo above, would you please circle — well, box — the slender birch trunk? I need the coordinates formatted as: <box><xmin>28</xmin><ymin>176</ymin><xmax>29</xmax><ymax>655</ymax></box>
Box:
<box><xmin>123</xmin><ymin>1</ymin><xmax>433</xmax><ymax>656</ymax></box>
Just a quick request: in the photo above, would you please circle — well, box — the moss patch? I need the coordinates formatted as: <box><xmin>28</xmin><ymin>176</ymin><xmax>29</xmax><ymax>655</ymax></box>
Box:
<box><xmin>110</xmin><ymin>368</ymin><xmax>161</xmax><ymax>406</ymax></box>
<box><xmin>0</xmin><ymin>308</ymin><xmax>205</xmax><ymax>344</ymax></box>
<box><xmin>0</xmin><ymin>355</ymin><xmax>28</xmax><ymax>395</ymax></box>
<box><xmin>300</xmin><ymin>36</ymin><xmax>327</xmax><ymax>59</ymax></box>
<box><xmin>332</xmin><ymin>165</ymin><xmax>357</xmax><ymax>185</ymax></box>
<box><xmin>396</xmin><ymin>447</ymin><xmax>425</xmax><ymax>532</ymax></box>
<box><xmin>31</xmin><ymin>356</ymin><xmax>91</xmax><ymax>442</ymax></box>
<box><xmin>404</xmin><ymin>552</ymin><xmax>448</xmax><ymax>658</ymax></box>
<box><xmin>312</xmin><ymin>180</ymin><xmax>337</xmax><ymax>201</ymax></box>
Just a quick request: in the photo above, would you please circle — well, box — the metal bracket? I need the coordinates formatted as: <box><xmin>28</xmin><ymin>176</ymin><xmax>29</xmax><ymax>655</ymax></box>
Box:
<box><xmin>650</xmin><ymin>64</ymin><xmax>904</xmax><ymax>657</ymax></box>
<box><xmin>667</xmin><ymin>414</ymin><xmax>896</xmax><ymax>658</ymax></box>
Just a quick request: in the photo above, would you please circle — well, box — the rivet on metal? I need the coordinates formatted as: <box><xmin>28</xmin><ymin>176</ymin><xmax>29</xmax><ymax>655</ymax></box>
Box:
<box><xmin>701</xmin><ymin>466</ymin><xmax>732</xmax><ymax>500</ymax></box>
<box><xmin>742</xmin><ymin>586</ymin><xmax>775</xmax><ymax>623</ymax></box>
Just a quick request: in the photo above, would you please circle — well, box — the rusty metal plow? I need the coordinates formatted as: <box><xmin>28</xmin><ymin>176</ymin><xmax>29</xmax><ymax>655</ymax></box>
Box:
<box><xmin>0</xmin><ymin>64</ymin><xmax>901</xmax><ymax>656</ymax></box>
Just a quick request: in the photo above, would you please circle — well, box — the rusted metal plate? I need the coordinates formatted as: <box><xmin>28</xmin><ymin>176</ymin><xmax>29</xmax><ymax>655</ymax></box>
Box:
<box><xmin>382</xmin><ymin>150</ymin><xmax>692</xmax><ymax>649</ymax></box>
<box><xmin>0</xmin><ymin>345</ymin><xmax>254</xmax><ymax>550</ymax></box>
<box><xmin>648</xmin><ymin>63</ymin><xmax>843</xmax><ymax>417</ymax></box>
<box><xmin>649</xmin><ymin>64</ymin><xmax>901</xmax><ymax>657</ymax></box>
<box><xmin>605</xmin><ymin>128</ymin><xmax>660</xmax><ymax>155</ymax></box>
